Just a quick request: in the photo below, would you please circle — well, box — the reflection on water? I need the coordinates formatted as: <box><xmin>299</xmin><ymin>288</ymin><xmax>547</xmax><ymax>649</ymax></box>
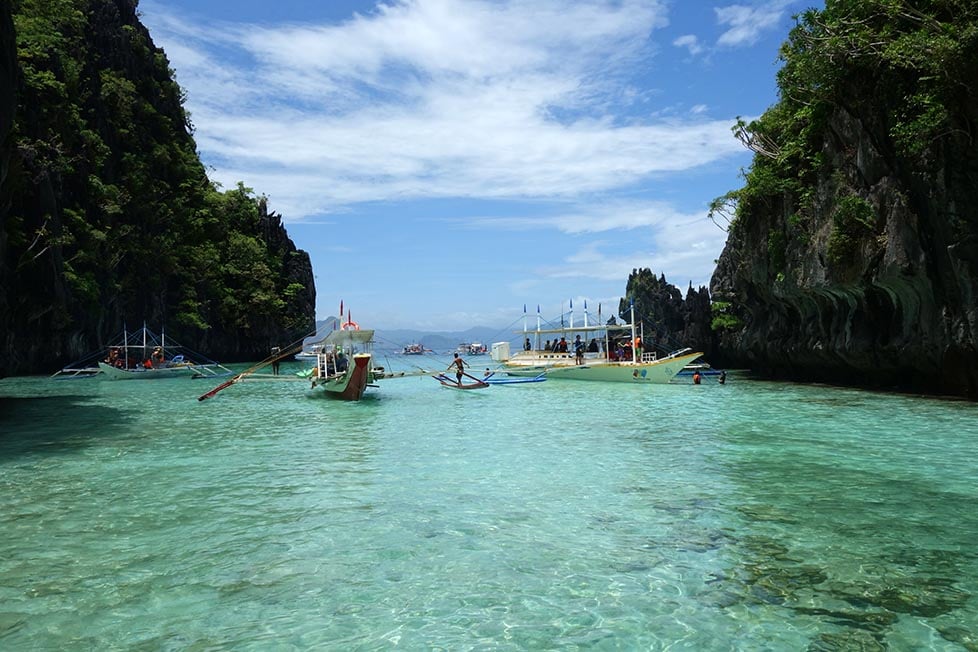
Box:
<box><xmin>1</xmin><ymin>368</ymin><xmax>976</xmax><ymax>649</ymax></box>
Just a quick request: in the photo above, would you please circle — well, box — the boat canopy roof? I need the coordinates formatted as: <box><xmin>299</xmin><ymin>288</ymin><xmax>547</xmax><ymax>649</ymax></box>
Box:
<box><xmin>515</xmin><ymin>323</ymin><xmax>634</xmax><ymax>336</ymax></box>
<box><xmin>318</xmin><ymin>328</ymin><xmax>376</xmax><ymax>346</ymax></box>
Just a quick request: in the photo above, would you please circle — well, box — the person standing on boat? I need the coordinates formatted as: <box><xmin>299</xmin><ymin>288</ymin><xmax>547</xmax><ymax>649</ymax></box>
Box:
<box><xmin>574</xmin><ymin>335</ymin><xmax>585</xmax><ymax>365</ymax></box>
<box><xmin>448</xmin><ymin>353</ymin><xmax>467</xmax><ymax>385</ymax></box>
<box><xmin>634</xmin><ymin>336</ymin><xmax>643</xmax><ymax>361</ymax></box>
<box><xmin>524</xmin><ymin>337</ymin><xmax>532</xmax><ymax>351</ymax></box>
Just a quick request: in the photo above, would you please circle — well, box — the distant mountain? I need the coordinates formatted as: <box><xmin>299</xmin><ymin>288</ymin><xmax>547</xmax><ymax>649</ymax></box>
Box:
<box><xmin>305</xmin><ymin>319</ymin><xmax>518</xmax><ymax>354</ymax></box>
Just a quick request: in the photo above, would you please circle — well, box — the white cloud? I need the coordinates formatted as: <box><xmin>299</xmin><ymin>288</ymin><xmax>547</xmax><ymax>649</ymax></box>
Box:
<box><xmin>673</xmin><ymin>34</ymin><xmax>704</xmax><ymax>56</ymax></box>
<box><xmin>140</xmin><ymin>0</ymin><xmax>751</xmax><ymax>220</ymax></box>
<box><xmin>533</xmin><ymin>210</ymin><xmax>724</xmax><ymax>289</ymax></box>
<box><xmin>715</xmin><ymin>0</ymin><xmax>795</xmax><ymax>48</ymax></box>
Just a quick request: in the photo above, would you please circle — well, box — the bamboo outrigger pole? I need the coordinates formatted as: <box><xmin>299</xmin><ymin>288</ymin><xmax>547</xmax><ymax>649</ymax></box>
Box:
<box><xmin>197</xmin><ymin>328</ymin><xmax>318</xmax><ymax>401</ymax></box>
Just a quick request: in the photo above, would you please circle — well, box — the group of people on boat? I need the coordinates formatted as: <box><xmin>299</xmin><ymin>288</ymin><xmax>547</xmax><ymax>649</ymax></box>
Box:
<box><xmin>104</xmin><ymin>345</ymin><xmax>168</xmax><ymax>370</ymax></box>
<box><xmin>539</xmin><ymin>337</ymin><xmax>600</xmax><ymax>355</ymax></box>
<box><xmin>531</xmin><ymin>334</ymin><xmax>652</xmax><ymax>365</ymax></box>
<box><xmin>606</xmin><ymin>336</ymin><xmax>644</xmax><ymax>362</ymax></box>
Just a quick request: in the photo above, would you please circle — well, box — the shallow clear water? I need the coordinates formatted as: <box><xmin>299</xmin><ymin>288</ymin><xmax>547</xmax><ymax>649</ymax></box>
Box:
<box><xmin>1</xmin><ymin>361</ymin><xmax>977</xmax><ymax>650</ymax></box>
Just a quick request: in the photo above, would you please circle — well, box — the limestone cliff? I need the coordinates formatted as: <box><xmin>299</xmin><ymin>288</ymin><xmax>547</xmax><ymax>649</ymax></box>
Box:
<box><xmin>620</xmin><ymin>269</ymin><xmax>718</xmax><ymax>360</ymax></box>
<box><xmin>709</xmin><ymin>1</ymin><xmax>978</xmax><ymax>398</ymax></box>
<box><xmin>0</xmin><ymin>0</ymin><xmax>18</xmax><ymax>374</ymax></box>
<box><xmin>0</xmin><ymin>0</ymin><xmax>315</xmax><ymax>375</ymax></box>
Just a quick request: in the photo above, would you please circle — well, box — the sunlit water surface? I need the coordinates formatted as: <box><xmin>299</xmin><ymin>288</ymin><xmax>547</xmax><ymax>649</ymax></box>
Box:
<box><xmin>1</xmin><ymin>360</ymin><xmax>977</xmax><ymax>650</ymax></box>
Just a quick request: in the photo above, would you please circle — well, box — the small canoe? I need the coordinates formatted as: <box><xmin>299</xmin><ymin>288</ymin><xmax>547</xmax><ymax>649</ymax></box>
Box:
<box><xmin>433</xmin><ymin>373</ymin><xmax>489</xmax><ymax>390</ymax></box>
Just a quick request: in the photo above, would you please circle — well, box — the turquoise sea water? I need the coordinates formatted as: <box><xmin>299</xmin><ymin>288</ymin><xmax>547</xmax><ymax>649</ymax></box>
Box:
<box><xmin>1</xmin><ymin>359</ymin><xmax>977</xmax><ymax>650</ymax></box>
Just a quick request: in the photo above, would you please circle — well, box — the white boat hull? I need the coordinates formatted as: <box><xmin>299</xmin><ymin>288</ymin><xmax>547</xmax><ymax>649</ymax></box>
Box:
<box><xmin>502</xmin><ymin>351</ymin><xmax>702</xmax><ymax>383</ymax></box>
<box><xmin>98</xmin><ymin>362</ymin><xmax>197</xmax><ymax>380</ymax></box>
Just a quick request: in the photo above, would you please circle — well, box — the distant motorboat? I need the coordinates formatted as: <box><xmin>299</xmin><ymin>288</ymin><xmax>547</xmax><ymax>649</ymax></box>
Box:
<box><xmin>402</xmin><ymin>343</ymin><xmax>429</xmax><ymax>355</ymax></box>
<box><xmin>456</xmin><ymin>342</ymin><xmax>488</xmax><ymax>356</ymax></box>
<box><xmin>296</xmin><ymin>344</ymin><xmax>322</xmax><ymax>359</ymax></box>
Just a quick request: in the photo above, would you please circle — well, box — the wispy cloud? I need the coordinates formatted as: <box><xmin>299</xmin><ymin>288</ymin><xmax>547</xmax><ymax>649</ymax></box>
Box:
<box><xmin>534</xmin><ymin>208</ymin><xmax>724</xmax><ymax>287</ymax></box>
<box><xmin>715</xmin><ymin>0</ymin><xmax>796</xmax><ymax>48</ymax></box>
<box><xmin>673</xmin><ymin>34</ymin><xmax>704</xmax><ymax>57</ymax></box>
<box><xmin>460</xmin><ymin>200</ymin><xmax>707</xmax><ymax>234</ymax></box>
<box><xmin>142</xmin><ymin>0</ymin><xmax>746</xmax><ymax>220</ymax></box>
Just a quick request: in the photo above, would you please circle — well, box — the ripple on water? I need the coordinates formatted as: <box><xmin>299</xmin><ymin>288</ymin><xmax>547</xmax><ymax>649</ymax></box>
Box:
<box><xmin>1</xmin><ymin>371</ymin><xmax>977</xmax><ymax>648</ymax></box>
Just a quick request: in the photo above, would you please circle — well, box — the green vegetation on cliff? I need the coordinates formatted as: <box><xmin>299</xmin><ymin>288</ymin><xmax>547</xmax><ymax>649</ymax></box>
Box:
<box><xmin>717</xmin><ymin>0</ymin><xmax>978</xmax><ymax>240</ymax></box>
<box><xmin>1</xmin><ymin>0</ymin><xmax>314</xmax><ymax>372</ymax></box>
<box><xmin>709</xmin><ymin>0</ymin><xmax>978</xmax><ymax>397</ymax></box>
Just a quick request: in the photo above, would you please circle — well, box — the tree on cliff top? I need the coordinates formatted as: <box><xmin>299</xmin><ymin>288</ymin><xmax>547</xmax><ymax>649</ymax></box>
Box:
<box><xmin>3</xmin><ymin>0</ymin><xmax>314</xmax><ymax>370</ymax></box>
<box><xmin>717</xmin><ymin>0</ymin><xmax>978</xmax><ymax>234</ymax></box>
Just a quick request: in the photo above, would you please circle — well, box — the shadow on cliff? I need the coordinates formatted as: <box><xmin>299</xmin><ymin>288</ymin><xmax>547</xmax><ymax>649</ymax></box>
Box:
<box><xmin>0</xmin><ymin>395</ymin><xmax>134</xmax><ymax>459</ymax></box>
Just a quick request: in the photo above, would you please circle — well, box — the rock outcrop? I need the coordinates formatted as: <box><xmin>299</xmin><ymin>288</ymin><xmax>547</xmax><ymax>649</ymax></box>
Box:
<box><xmin>0</xmin><ymin>0</ymin><xmax>315</xmax><ymax>376</ymax></box>
<box><xmin>709</xmin><ymin>3</ymin><xmax>978</xmax><ymax>398</ymax></box>
<box><xmin>620</xmin><ymin>269</ymin><xmax>718</xmax><ymax>361</ymax></box>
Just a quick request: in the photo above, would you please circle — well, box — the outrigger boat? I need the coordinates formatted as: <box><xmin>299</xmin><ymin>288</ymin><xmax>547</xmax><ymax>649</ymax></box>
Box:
<box><xmin>308</xmin><ymin>319</ymin><xmax>380</xmax><ymax>401</ymax></box>
<box><xmin>493</xmin><ymin>301</ymin><xmax>702</xmax><ymax>383</ymax></box>
<box><xmin>304</xmin><ymin>305</ymin><xmax>425</xmax><ymax>400</ymax></box>
<box><xmin>198</xmin><ymin>304</ymin><xmax>421</xmax><ymax>403</ymax></box>
<box><xmin>52</xmin><ymin>324</ymin><xmax>231</xmax><ymax>380</ymax></box>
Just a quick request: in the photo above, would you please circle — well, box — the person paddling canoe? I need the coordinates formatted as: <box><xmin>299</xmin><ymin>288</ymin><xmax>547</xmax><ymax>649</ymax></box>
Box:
<box><xmin>447</xmin><ymin>353</ymin><xmax>467</xmax><ymax>386</ymax></box>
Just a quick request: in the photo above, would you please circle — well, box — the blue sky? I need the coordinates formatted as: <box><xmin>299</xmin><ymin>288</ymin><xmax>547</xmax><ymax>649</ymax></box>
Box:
<box><xmin>138</xmin><ymin>0</ymin><xmax>819</xmax><ymax>331</ymax></box>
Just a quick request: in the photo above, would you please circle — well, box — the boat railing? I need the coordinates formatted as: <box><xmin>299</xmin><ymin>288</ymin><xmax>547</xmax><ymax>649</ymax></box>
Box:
<box><xmin>662</xmin><ymin>347</ymin><xmax>693</xmax><ymax>359</ymax></box>
<box><xmin>641</xmin><ymin>352</ymin><xmax>658</xmax><ymax>363</ymax></box>
<box><xmin>532</xmin><ymin>352</ymin><xmax>575</xmax><ymax>360</ymax></box>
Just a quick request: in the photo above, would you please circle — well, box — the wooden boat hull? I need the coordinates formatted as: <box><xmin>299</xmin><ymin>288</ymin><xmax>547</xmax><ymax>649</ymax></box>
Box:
<box><xmin>502</xmin><ymin>351</ymin><xmax>703</xmax><ymax>384</ymax></box>
<box><xmin>315</xmin><ymin>354</ymin><xmax>373</xmax><ymax>401</ymax></box>
<box><xmin>434</xmin><ymin>373</ymin><xmax>489</xmax><ymax>389</ymax></box>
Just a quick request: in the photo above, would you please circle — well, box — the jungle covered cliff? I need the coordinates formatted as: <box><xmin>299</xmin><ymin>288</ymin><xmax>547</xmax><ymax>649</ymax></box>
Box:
<box><xmin>0</xmin><ymin>0</ymin><xmax>315</xmax><ymax>377</ymax></box>
<box><xmin>709</xmin><ymin>0</ymin><xmax>978</xmax><ymax>398</ymax></box>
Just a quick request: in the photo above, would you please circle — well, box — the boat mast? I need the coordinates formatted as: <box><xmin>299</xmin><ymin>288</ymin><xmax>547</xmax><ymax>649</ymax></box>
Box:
<box><xmin>536</xmin><ymin>305</ymin><xmax>541</xmax><ymax>350</ymax></box>
<box><xmin>630</xmin><ymin>300</ymin><xmax>637</xmax><ymax>363</ymax></box>
<box><xmin>599</xmin><ymin>303</ymin><xmax>609</xmax><ymax>358</ymax></box>
<box><xmin>522</xmin><ymin>304</ymin><xmax>527</xmax><ymax>347</ymax></box>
